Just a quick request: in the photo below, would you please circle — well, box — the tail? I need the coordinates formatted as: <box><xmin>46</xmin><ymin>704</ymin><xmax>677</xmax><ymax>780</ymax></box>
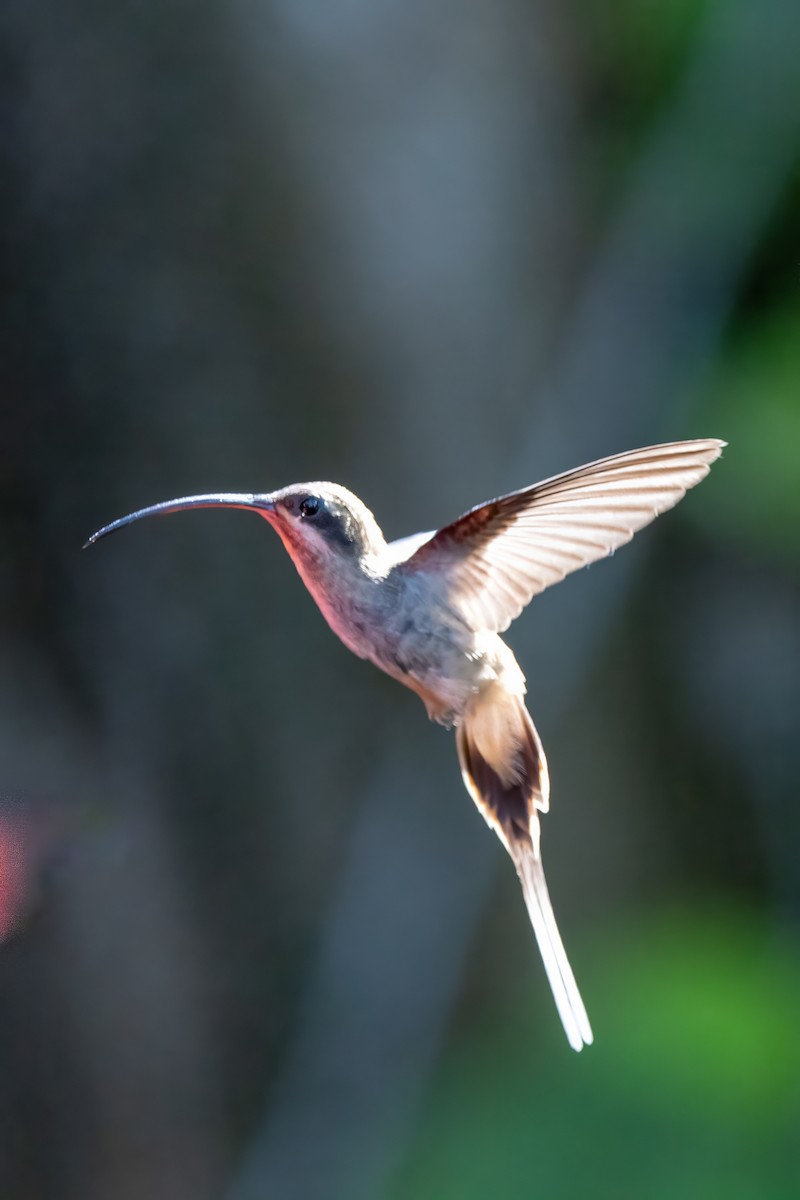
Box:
<box><xmin>456</xmin><ymin>686</ymin><xmax>593</xmax><ymax>1051</ymax></box>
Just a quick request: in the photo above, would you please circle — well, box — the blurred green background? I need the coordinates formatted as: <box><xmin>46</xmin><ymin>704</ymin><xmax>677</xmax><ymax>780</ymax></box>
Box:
<box><xmin>1</xmin><ymin>1</ymin><xmax>798</xmax><ymax>1197</ymax></box>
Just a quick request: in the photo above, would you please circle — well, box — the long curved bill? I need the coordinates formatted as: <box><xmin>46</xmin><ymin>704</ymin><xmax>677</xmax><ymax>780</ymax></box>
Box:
<box><xmin>84</xmin><ymin>493</ymin><xmax>276</xmax><ymax>548</ymax></box>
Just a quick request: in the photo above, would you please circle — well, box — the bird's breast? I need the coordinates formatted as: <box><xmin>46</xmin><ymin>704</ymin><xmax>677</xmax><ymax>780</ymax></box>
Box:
<box><xmin>287</xmin><ymin>550</ymin><xmax>515</xmax><ymax>723</ymax></box>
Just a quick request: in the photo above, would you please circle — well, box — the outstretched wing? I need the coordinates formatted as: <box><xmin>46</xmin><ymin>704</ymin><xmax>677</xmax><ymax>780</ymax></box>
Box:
<box><xmin>396</xmin><ymin>439</ymin><xmax>725</xmax><ymax>633</ymax></box>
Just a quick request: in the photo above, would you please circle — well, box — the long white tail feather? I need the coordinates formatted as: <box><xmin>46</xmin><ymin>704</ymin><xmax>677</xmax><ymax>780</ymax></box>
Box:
<box><xmin>514</xmin><ymin>847</ymin><xmax>593</xmax><ymax>1051</ymax></box>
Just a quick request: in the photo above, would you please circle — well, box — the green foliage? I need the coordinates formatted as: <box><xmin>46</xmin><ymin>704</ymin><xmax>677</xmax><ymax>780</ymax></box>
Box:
<box><xmin>583</xmin><ymin>0</ymin><xmax>713</xmax><ymax>126</ymax></box>
<box><xmin>390</xmin><ymin>905</ymin><xmax>800</xmax><ymax>1200</ymax></box>
<box><xmin>692</xmin><ymin>304</ymin><xmax>800</xmax><ymax>564</ymax></box>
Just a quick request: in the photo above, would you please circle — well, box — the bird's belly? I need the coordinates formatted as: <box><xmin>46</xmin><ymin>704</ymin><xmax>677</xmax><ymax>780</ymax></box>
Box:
<box><xmin>372</xmin><ymin>620</ymin><xmax>504</xmax><ymax>726</ymax></box>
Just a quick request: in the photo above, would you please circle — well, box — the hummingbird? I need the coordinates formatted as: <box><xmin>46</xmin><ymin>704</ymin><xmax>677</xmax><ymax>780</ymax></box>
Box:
<box><xmin>86</xmin><ymin>438</ymin><xmax>725</xmax><ymax>1050</ymax></box>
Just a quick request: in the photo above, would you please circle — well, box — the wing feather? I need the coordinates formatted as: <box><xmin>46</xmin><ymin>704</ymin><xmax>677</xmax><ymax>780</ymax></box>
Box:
<box><xmin>398</xmin><ymin>439</ymin><xmax>725</xmax><ymax>632</ymax></box>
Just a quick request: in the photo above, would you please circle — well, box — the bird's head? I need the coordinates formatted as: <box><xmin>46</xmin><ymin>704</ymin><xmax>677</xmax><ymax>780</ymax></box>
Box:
<box><xmin>264</xmin><ymin>483</ymin><xmax>386</xmax><ymax>568</ymax></box>
<box><xmin>84</xmin><ymin>481</ymin><xmax>387</xmax><ymax>572</ymax></box>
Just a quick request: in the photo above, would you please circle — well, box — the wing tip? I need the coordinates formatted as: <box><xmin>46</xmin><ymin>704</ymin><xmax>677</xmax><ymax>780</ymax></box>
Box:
<box><xmin>696</xmin><ymin>436</ymin><xmax>727</xmax><ymax>459</ymax></box>
<box><xmin>644</xmin><ymin>436</ymin><xmax>726</xmax><ymax>462</ymax></box>
<box><xmin>683</xmin><ymin>436</ymin><xmax>727</xmax><ymax>483</ymax></box>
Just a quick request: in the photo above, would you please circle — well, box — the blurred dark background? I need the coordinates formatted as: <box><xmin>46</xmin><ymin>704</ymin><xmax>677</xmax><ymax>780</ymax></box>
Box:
<box><xmin>1</xmin><ymin>1</ymin><xmax>798</xmax><ymax>1197</ymax></box>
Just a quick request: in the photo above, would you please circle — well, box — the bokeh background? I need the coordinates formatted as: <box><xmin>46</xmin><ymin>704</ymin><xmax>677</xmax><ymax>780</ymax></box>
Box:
<box><xmin>1</xmin><ymin>1</ymin><xmax>799</xmax><ymax>1197</ymax></box>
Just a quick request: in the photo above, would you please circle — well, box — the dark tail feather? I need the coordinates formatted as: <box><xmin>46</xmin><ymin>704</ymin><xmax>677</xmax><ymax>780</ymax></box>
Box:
<box><xmin>457</xmin><ymin>694</ymin><xmax>593</xmax><ymax>1050</ymax></box>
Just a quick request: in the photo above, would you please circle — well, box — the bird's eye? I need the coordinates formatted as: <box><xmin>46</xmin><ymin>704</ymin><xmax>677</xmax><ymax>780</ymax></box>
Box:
<box><xmin>299</xmin><ymin>497</ymin><xmax>321</xmax><ymax>519</ymax></box>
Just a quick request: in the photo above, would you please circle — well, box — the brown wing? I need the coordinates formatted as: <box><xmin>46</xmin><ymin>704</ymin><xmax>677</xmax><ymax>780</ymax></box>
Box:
<box><xmin>399</xmin><ymin>439</ymin><xmax>725</xmax><ymax>633</ymax></box>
